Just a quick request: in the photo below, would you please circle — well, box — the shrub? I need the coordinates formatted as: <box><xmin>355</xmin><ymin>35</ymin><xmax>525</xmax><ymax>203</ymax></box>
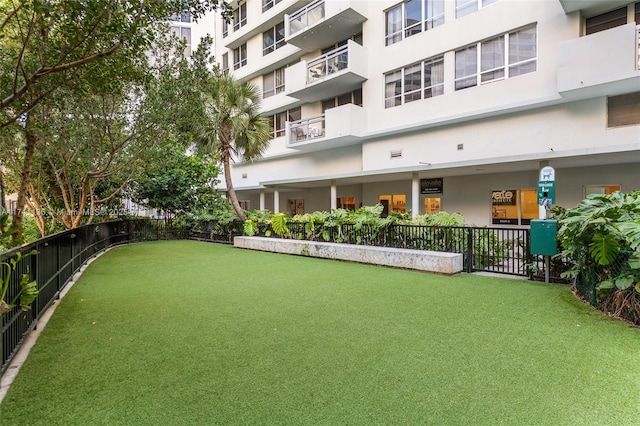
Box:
<box><xmin>556</xmin><ymin>190</ymin><xmax>640</xmax><ymax>324</ymax></box>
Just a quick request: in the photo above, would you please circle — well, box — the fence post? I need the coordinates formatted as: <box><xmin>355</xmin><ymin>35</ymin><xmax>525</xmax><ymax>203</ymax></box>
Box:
<box><xmin>466</xmin><ymin>227</ymin><xmax>473</xmax><ymax>273</ymax></box>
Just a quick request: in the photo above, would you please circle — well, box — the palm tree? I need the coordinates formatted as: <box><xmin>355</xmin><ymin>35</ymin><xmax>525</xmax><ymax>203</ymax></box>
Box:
<box><xmin>198</xmin><ymin>70</ymin><xmax>271</xmax><ymax>221</ymax></box>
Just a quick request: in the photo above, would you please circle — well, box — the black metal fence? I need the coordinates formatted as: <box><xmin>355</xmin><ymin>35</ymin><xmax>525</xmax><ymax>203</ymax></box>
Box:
<box><xmin>1</xmin><ymin>219</ymin><xmax>187</xmax><ymax>374</ymax></box>
<box><xmin>191</xmin><ymin>220</ymin><xmax>569</xmax><ymax>279</ymax></box>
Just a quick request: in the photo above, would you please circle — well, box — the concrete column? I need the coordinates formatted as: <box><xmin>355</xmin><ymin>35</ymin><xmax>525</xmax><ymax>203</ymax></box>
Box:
<box><xmin>273</xmin><ymin>187</ymin><xmax>280</xmax><ymax>213</ymax></box>
<box><xmin>330</xmin><ymin>180</ymin><xmax>337</xmax><ymax>210</ymax></box>
<box><xmin>411</xmin><ymin>173</ymin><xmax>420</xmax><ymax>218</ymax></box>
<box><xmin>259</xmin><ymin>190</ymin><xmax>265</xmax><ymax>211</ymax></box>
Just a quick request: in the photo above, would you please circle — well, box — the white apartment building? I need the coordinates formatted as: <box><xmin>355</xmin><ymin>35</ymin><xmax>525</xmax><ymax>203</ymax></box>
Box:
<box><xmin>213</xmin><ymin>0</ymin><xmax>640</xmax><ymax>226</ymax></box>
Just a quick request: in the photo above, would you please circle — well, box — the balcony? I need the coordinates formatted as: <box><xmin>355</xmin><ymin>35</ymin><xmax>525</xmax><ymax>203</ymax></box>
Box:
<box><xmin>223</xmin><ymin>0</ymin><xmax>314</xmax><ymax>50</ymax></box>
<box><xmin>285</xmin><ymin>40</ymin><xmax>367</xmax><ymax>102</ymax></box>
<box><xmin>286</xmin><ymin>103</ymin><xmax>366</xmax><ymax>152</ymax></box>
<box><xmin>285</xmin><ymin>0</ymin><xmax>367</xmax><ymax>51</ymax></box>
<box><xmin>557</xmin><ymin>23</ymin><xmax>640</xmax><ymax>99</ymax></box>
<box><xmin>558</xmin><ymin>0</ymin><xmax>630</xmax><ymax>13</ymax></box>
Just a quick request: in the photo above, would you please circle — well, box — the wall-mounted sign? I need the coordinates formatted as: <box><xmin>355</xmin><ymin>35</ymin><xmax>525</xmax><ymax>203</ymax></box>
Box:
<box><xmin>491</xmin><ymin>189</ymin><xmax>517</xmax><ymax>206</ymax></box>
<box><xmin>420</xmin><ymin>178</ymin><xmax>443</xmax><ymax>194</ymax></box>
<box><xmin>492</xmin><ymin>189</ymin><xmax>518</xmax><ymax>225</ymax></box>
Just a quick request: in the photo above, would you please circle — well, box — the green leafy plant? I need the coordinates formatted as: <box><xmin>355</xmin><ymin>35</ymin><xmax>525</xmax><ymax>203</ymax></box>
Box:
<box><xmin>270</xmin><ymin>212</ymin><xmax>290</xmax><ymax>237</ymax></box>
<box><xmin>1</xmin><ymin>250</ymin><xmax>39</xmax><ymax>317</ymax></box>
<box><xmin>556</xmin><ymin>190</ymin><xmax>640</xmax><ymax>323</ymax></box>
<box><xmin>243</xmin><ymin>219</ymin><xmax>258</xmax><ymax>237</ymax></box>
<box><xmin>1</xmin><ymin>212</ymin><xmax>20</xmax><ymax>251</ymax></box>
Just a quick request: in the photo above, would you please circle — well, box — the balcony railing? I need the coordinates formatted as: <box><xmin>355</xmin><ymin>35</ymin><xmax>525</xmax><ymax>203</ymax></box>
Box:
<box><xmin>307</xmin><ymin>45</ymin><xmax>348</xmax><ymax>83</ymax></box>
<box><xmin>289</xmin><ymin>115</ymin><xmax>325</xmax><ymax>144</ymax></box>
<box><xmin>289</xmin><ymin>0</ymin><xmax>325</xmax><ymax>35</ymax></box>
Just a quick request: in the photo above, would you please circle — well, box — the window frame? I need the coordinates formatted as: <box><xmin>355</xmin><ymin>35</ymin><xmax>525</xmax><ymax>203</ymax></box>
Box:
<box><xmin>268</xmin><ymin>107</ymin><xmax>301</xmax><ymax>138</ymax></box>
<box><xmin>263</xmin><ymin>22</ymin><xmax>286</xmax><ymax>56</ymax></box>
<box><xmin>233</xmin><ymin>3</ymin><xmax>247</xmax><ymax>31</ymax></box>
<box><xmin>385</xmin><ymin>56</ymin><xmax>444</xmax><ymax>108</ymax></box>
<box><xmin>456</xmin><ymin>0</ymin><xmax>499</xmax><ymax>18</ymax></box>
<box><xmin>585</xmin><ymin>6</ymin><xmax>627</xmax><ymax>35</ymax></box>
<box><xmin>454</xmin><ymin>25</ymin><xmax>536</xmax><ymax>91</ymax></box>
<box><xmin>233</xmin><ymin>43</ymin><xmax>247</xmax><ymax>70</ymax></box>
<box><xmin>321</xmin><ymin>89</ymin><xmax>363</xmax><ymax>113</ymax></box>
<box><xmin>222</xmin><ymin>19</ymin><xmax>228</xmax><ymax>38</ymax></box>
<box><xmin>607</xmin><ymin>92</ymin><xmax>640</xmax><ymax>128</ymax></box>
<box><xmin>262</xmin><ymin>0</ymin><xmax>283</xmax><ymax>13</ymax></box>
<box><xmin>263</xmin><ymin>67</ymin><xmax>286</xmax><ymax>99</ymax></box>
<box><xmin>222</xmin><ymin>52</ymin><xmax>229</xmax><ymax>71</ymax></box>
<box><xmin>385</xmin><ymin>0</ymin><xmax>445</xmax><ymax>46</ymax></box>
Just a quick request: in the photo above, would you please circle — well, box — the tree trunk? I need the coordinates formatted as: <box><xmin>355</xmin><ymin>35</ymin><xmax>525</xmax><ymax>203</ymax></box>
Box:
<box><xmin>10</xmin><ymin>123</ymin><xmax>38</xmax><ymax>241</ymax></box>
<box><xmin>0</xmin><ymin>169</ymin><xmax>6</xmax><ymax>213</ymax></box>
<box><xmin>223</xmin><ymin>156</ymin><xmax>247</xmax><ymax>222</ymax></box>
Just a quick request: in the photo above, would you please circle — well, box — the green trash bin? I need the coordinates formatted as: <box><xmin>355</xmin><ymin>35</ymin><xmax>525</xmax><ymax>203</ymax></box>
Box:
<box><xmin>530</xmin><ymin>219</ymin><xmax>558</xmax><ymax>256</ymax></box>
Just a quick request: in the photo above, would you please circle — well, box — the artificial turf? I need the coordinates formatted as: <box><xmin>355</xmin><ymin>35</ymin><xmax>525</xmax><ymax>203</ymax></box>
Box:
<box><xmin>0</xmin><ymin>240</ymin><xmax>638</xmax><ymax>425</ymax></box>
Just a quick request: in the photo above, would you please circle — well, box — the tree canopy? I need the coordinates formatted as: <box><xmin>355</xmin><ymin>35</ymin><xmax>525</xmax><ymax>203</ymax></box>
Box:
<box><xmin>0</xmin><ymin>0</ymin><xmax>230</xmax><ymax>127</ymax></box>
<box><xmin>0</xmin><ymin>0</ymin><xmax>229</xmax><ymax>239</ymax></box>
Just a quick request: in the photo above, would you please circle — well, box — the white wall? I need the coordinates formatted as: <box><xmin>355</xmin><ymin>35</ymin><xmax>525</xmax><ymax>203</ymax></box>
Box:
<box><xmin>361</xmin><ymin>97</ymin><xmax>640</xmax><ymax>171</ymax></box>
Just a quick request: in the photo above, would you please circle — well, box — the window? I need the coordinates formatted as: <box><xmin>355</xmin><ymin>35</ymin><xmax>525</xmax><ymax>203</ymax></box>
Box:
<box><xmin>607</xmin><ymin>92</ymin><xmax>640</xmax><ymax>128</ymax></box>
<box><xmin>233</xmin><ymin>3</ymin><xmax>247</xmax><ymax>31</ymax></box>
<box><xmin>424</xmin><ymin>198</ymin><xmax>441</xmax><ymax>214</ymax></box>
<box><xmin>263</xmin><ymin>67</ymin><xmax>285</xmax><ymax>98</ymax></box>
<box><xmin>386</xmin><ymin>5</ymin><xmax>403</xmax><ymax>46</ymax></box>
<box><xmin>491</xmin><ymin>188</ymin><xmax>538</xmax><ymax>225</ymax></box>
<box><xmin>170</xmin><ymin>26</ymin><xmax>191</xmax><ymax>56</ymax></box>
<box><xmin>263</xmin><ymin>0</ymin><xmax>282</xmax><ymax>12</ymax></box>
<box><xmin>337</xmin><ymin>197</ymin><xmax>356</xmax><ymax>211</ymax></box>
<box><xmin>585</xmin><ymin>3</ymin><xmax>640</xmax><ymax>35</ymax></box>
<box><xmin>456</xmin><ymin>0</ymin><xmax>498</xmax><ymax>18</ymax></box>
<box><xmin>584</xmin><ymin>185</ymin><xmax>621</xmax><ymax>197</ymax></box>
<box><xmin>233</xmin><ymin>43</ymin><xmax>247</xmax><ymax>70</ymax></box>
<box><xmin>508</xmin><ymin>26</ymin><xmax>537</xmax><ymax>77</ymax></box>
<box><xmin>321</xmin><ymin>89</ymin><xmax>363</xmax><ymax>112</ymax></box>
<box><xmin>322</xmin><ymin>34</ymin><xmax>363</xmax><ymax>54</ymax></box>
<box><xmin>379</xmin><ymin>195</ymin><xmax>406</xmax><ymax>216</ymax></box>
<box><xmin>586</xmin><ymin>6</ymin><xmax>627</xmax><ymax>35</ymax></box>
<box><xmin>385</xmin><ymin>70</ymin><xmax>402</xmax><ymax>108</ymax></box>
<box><xmin>520</xmin><ymin>189</ymin><xmax>538</xmax><ymax>225</ymax></box>
<box><xmin>386</xmin><ymin>56</ymin><xmax>444</xmax><ymax>108</ymax></box>
<box><xmin>222</xmin><ymin>52</ymin><xmax>228</xmax><ymax>71</ymax></box>
<box><xmin>239</xmin><ymin>200</ymin><xmax>251</xmax><ymax>210</ymax></box>
<box><xmin>424</xmin><ymin>57</ymin><xmax>445</xmax><ymax>98</ymax></box>
<box><xmin>288</xmin><ymin>199</ymin><xmax>304</xmax><ymax>215</ymax></box>
<box><xmin>268</xmin><ymin>107</ymin><xmax>301</xmax><ymax>138</ymax></box>
<box><xmin>455</xmin><ymin>25</ymin><xmax>536</xmax><ymax>90</ymax></box>
<box><xmin>263</xmin><ymin>22</ymin><xmax>286</xmax><ymax>55</ymax></box>
<box><xmin>169</xmin><ymin>11</ymin><xmax>191</xmax><ymax>22</ymax></box>
<box><xmin>405</xmin><ymin>0</ymin><xmax>422</xmax><ymax>38</ymax></box>
<box><xmin>222</xmin><ymin>19</ymin><xmax>228</xmax><ymax>38</ymax></box>
<box><xmin>455</xmin><ymin>45</ymin><xmax>477</xmax><ymax>90</ymax></box>
<box><xmin>481</xmin><ymin>36</ymin><xmax>505</xmax><ymax>83</ymax></box>
<box><xmin>491</xmin><ymin>189</ymin><xmax>518</xmax><ymax>225</ymax></box>
<box><xmin>385</xmin><ymin>0</ymin><xmax>444</xmax><ymax>46</ymax></box>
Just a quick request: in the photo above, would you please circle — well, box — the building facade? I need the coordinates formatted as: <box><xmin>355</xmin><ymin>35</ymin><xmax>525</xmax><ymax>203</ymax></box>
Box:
<box><xmin>212</xmin><ymin>0</ymin><xmax>640</xmax><ymax>226</ymax></box>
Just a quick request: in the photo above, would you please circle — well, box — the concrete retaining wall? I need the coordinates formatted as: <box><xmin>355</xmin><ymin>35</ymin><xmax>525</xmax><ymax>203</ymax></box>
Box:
<box><xmin>234</xmin><ymin>237</ymin><xmax>463</xmax><ymax>275</ymax></box>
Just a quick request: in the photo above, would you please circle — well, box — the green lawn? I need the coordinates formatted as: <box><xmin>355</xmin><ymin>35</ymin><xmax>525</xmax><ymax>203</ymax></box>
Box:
<box><xmin>1</xmin><ymin>240</ymin><xmax>639</xmax><ymax>425</ymax></box>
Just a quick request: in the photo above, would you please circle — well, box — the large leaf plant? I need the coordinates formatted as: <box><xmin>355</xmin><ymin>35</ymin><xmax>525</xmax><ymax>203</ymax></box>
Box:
<box><xmin>556</xmin><ymin>190</ymin><xmax>640</xmax><ymax>294</ymax></box>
